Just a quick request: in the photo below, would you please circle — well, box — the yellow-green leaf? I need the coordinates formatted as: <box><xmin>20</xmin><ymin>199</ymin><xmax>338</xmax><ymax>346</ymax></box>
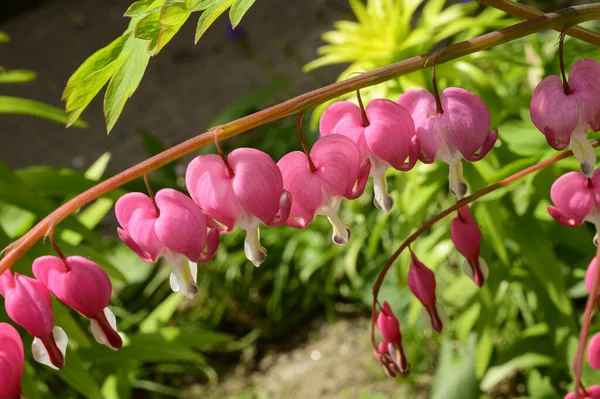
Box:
<box><xmin>229</xmin><ymin>0</ymin><xmax>255</xmax><ymax>27</ymax></box>
<box><xmin>195</xmin><ymin>0</ymin><xmax>232</xmax><ymax>43</ymax></box>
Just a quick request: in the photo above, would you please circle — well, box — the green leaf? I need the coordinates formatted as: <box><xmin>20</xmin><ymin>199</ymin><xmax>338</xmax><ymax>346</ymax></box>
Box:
<box><xmin>85</xmin><ymin>152</ymin><xmax>112</xmax><ymax>180</ymax></box>
<box><xmin>191</xmin><ymin>0</ymin><xmax>217</xmax><ymax>11</ymax></box>
<box><xmin>139</xmin><ymin>293</ymin><xmax>184</xmax><ymax>333</ymax></box>
<box><xmin>432</xmin><ymin>335</ymin><xmax>479</xmax><ymax>399</ymax></box>
<box><xmin>481</xmin><ymin>353</ymin><xmax>554</xmax><ymax>392</ymax></box>
<box><xmin>0</xmin><ymin>96</ymin><xmax>87</xmax><ymax>128</ymax></box>
<box><xmin>0</xmin><ymin>69</ymin><xmax>37</xmax><ymax>83</ymax></box>
<box><xmin>104</xmin><ymin>36</ymin><xmax>150</xmax><ymax>132</ymax></box>
<box><xmin>63</xmin><ymin>34</ymin><xmax>128</xmax><ymax>101</ymax></box>
<box><xmin>195</xmin><ymin>0</ymin><xmax>232</xmax><ymax>43</ymax></box>
<box><xmin>125</xmin><ymin>0</ymin><xmax>166</xmax><ymax>17</ymax></box>
<box><xmin>229</xmin><ymin>0</ymin><xmax>256</xmax><ymax>27</ymax></box>
<box><xmin>55</xmin><ymin>349</ymin><xmax>104</xmax><ymax>399</ymax></box>
<box><xmin>161</xmin><ymin>0</ymin><xmax>192</xmax><ymax>25</ymax></box>
<box><xmin>0</xmin><ymin>32</ymin><xmax>10</xmax><ymax>43</ymax></box>
<box><xmin>53</xmin><ymin>300</ymin><xmax>93</xmax><ymax>348</ymax></box>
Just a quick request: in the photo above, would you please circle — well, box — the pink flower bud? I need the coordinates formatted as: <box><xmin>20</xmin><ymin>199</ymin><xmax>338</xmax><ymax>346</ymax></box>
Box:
<box><xmin>547</xmin><ymin>169</ymin><xmax>600</xmax><ymax>245</ymax></box>
<box><xmin>0</xmin><ymin>323</ymin><xmax>24</xmax><ymax>399</ymax></box>
<box><xmin>376</xmin><ymin>301</ymin><xmax>402</xmax><ymax>345</ymax></box>
<box><xmin>32</xmin><ymin>255</ymin><xmax>123</xmax><ymax>350</ymax></box>
<box><xmin>320</xmin><ymin>99</ymin><xmax>419</xmax><ymax>213</ymax></box>
<box><xmin>186</xmin><ymin>148</ymin><xmax>290</xmax><ymax>267</ymax></box>
<box><xmin>450</xmin><ymin>205</ymin><xmax>488</xmax><ymax>287</ymax></box>
<box><xmin>398</xmin><ymin>88</ymin><xmax>497</xmax><ymax>199</ymax></box>
<box><xmin>277</xmin><ymin>135</ymin><xmax>370</xmax><ymax>245</ymax></box>
<box><xmin>588</xmin><ymin>333</ymin><xmax>600</xmax><ymax>370</ymax></box>
<box><xmin>531</xmin><ymin>59</ymin><xmax>600</xmax><ymax>177</ymax></box>
<box><xmin>0</xmin><ymin>270</ymin><xmax>67</xmax><ymax>369</ymax></box>
<box><xmin>116</xmin><ymin>188</ymin><xmax>219</xmax><ymax>297</ymax></box>
<box><xmin>565</xmin><ymin>385</ymin><xmax>600</xmax><ymax>399</ymax></box>
<box><xmin>586</xmin><ymin>258</ymin><xmax>599</xmax><ymax>294</ymax></box>
<box><xmin>407</xmin><ymin>251</ymin><xmax>443</xmax><ymax>333</ymax></box>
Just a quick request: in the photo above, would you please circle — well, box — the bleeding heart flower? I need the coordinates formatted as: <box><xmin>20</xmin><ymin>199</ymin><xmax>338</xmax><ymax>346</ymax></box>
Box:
<box><xmin>450</xmin><ymin>205</ymin><xmax>489</xmax><ymax>287</ymax></box>
<box><xmin>407</xmin><ymin>251</ymin><xmax>443</xmax><ymax>333</ymax></box>
<box><xmin>588</xmin><ymin>333</ymin><xmax>600</xmax><ymax>370</ymax></box>
<box><xmin>277</xmin><ymin>135</ymin><xmax>369</xmax><ymax>245</ymax></box>
<box><xmin>0</xmin><ymin>270</ymin><xmax>67</xmax><ymax>370</ymax></box>
<box><xmin>547</xmin><ymin>169</ymin><xmax>600</xmax><ymax>245</ymax></box>
<box><xmin>531</xmin><ymin>59</ymin><xmax>600</xmax><ymax>177</ymax></box>
<box><xmin>398</xmin><ymin>88</ymin><xmax>498</xmax><ymax>199</ymax></box>
<box><xmin>0</xmin><ymin>323</ymin><xmax>24</xmax><ymax>399</ymax></box>
<box><xmin>586</xmin><ymin>258</ymin><xmax>599</xmax><ymax>294</ymax></box>
<box><xmin>320</xmin><ymin>98</ymin><xmax>419</xmax><ymax>212</ymax></box>
<box><xmin>565</xmin><ymin>386</ymin><xmax>600</xmax><ymax>399</ymax></box>
<box><xmin>116</xmin><ymin>188</ymin><xmax>219</xmax><ymax>298</ymax></box>
<box><xmin>33</xmin><ymin>256</ymin><xmax>123</xmax><ymax>350</ymax></box>
<box><xmin>186</xmin><ymin>148</ymin><xmax>291</xmax><ymax>266</ymax></box>
<box><xmin>376</xmin><ymin>301</ymin><xmax>409</xmax><ymax>375</ymax></box>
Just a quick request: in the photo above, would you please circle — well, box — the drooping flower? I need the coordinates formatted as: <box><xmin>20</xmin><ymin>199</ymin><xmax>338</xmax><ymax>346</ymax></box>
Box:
<box><xmin>33</xmin><ymin>256</ymin><xmax>123</xmax><ymax>350</ymax></box>
<box><xmin>0</xmin><ymin>323</ymin><xmax>24</xmax><ymax>399</ymax></box>
<box><xmin>277</xmin><ymin>135</ymin><xmax>369</xmax><ymax>244</ymax></box>
<box><xmin>588</xmin><ymin>333</ymin><xmax>600</xmax><ymax>370</ymax></box>
<box><xmin>320</xmin><ymin>98</ymin><xmax>419</xmax><ymax>212</ymax></box>
<box><xmin>450</xmin><ymin>205</ymin><xmax>489</xmax><ymax>287</ymax></box>
<box><xmin>398</xmin><ymin>88</ymin><xmax>498</xmax><ymax>199</ymax></box>
<box><xmin>586</xmin><ymin>258</ymin><xmax>599</xmax><ymax>294</ymax></box>
<box><xmin>407</xmin><ymin>251</ymin><xmax>443</xmax><ymax>333</ymax></box>
<box><xmin>547</xmin><ymin>169</ymin><xmax>600</xmax><ymax>245</ymax></box>
<box><xmin>565</xmin><ymin>386</ymin><xmax>600</xmax><ymax>399</ymax></box>
<box><xmin>116</xmin><ymin>188</ymin><xmax>219</xmax><ymax>298</ymax></box>
<box><xmin>530</xmin><ymin>59</ymin><xmax>600</xmax><ymax>177</ymax></box>
<box><xmin>0</xmin><ymin>270</ymin><xmax>67</xmax><ymax>369</ymax></box>
<box><xmin>375</xmin><ymin>301</ymin><xmax>409</xmax><ymax>376</ymax></box>
<box><xmin>186</xmin><ymin>148</ymin><xmax>291</xmax><ymax>266</ymax></box>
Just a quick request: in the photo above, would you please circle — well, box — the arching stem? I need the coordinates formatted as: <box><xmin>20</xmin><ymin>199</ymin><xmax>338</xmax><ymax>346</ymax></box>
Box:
<box><xmin>48</xmin><ymin>228</ymin><xmax>69</xmax><ymax>270</ymax></box>
<box><xmin>370</xmin><ymin>139</ymin><xmax>600</xmax><ymax>351</ymax></box>
<box><xmin>2</xmin><ymin>4</ymin><xmax>600</xmax><ymax>274</ymax></box>
<box><xmin>296</xmin><ymin>112</ymin><xmax>317</xmax><ymax>172</ymax></box>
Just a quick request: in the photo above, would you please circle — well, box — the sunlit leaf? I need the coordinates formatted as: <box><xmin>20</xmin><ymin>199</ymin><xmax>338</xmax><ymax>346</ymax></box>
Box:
<box><xmin>230</xmin><ymin>0</ymin><xmax>256</xmax><ymax>27</ymax></box>
<box><xmin>0</xmin><ymin>96</ymin><xmax>87</xmax><ymax>128</ymax></box>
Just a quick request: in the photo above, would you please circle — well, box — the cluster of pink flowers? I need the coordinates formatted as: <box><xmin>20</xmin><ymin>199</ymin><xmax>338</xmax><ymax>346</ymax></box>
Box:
<box><xmin>1</xmin><ymin>46</ymin><xmax>599</xmax><ymax>395</ymax></box>
<box><xmin>0</xmin><ymin>255</ymin><xmax>122</xmax><ymax>396</ymax></box>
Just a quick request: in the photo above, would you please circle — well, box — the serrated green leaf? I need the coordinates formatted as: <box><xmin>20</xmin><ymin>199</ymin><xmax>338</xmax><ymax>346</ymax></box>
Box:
<box><xmin>104</xmin><ymin>36</ymin><xmax>150</xmax><ymax>132</ymax></box>
<box><xmin>65</xmin><ymin>54</ymin><xmax>128</xmax><ymax>126</ymax></box>
<box><xmin>63</xmin><ymin>34</ymin><xmax>128</xmax><ymax>100</ymax></box>
<box><xmin>229</xmin><ymin>0</ymin><xmax>255</xmax><ymax>27</ymax></box>
<box><xmin>161</xmin><ymin>0</ymin><xmax>192</xmax><ymax>25</ymax></box>
<box><xmin>191</xmin><ymin>0</ymin><xmax>217</xmax><ymax>11</ymax></box>
<box><xmin>195</xmin><ymin>0</ymin><xmax>232</xmax><ymax>43</ymax></box>
<box><xmin>125</xmin><ymin>0</ymin><xmax>166</xmax><ymax>17</ymax></box>
<box><xmin>0</xmin><ymin>69</ymin><xmax>37</xmax><ymax>83</ymax></box>
<box><xmin>0</xmin><ymin>96</ymin><xmax>87</xmax><ymax>128</ymax></box>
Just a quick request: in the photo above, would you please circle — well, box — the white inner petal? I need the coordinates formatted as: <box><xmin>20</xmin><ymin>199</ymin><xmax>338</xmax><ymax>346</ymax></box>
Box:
<box><xmin>167</xmin><ymin>253</ymin><xmax>199</xmax><ymax>298</ymax></box>
<box><xmin>372</xmin><ymin>171</ymin><xmax>394</xmax><ymax>213</ymax></box>
<box><xmin>32</xmin><ymin>327</ymin><xmax>68</xmax><ymax>370</ymax></box>
<box><xmin>571</xmin><ymin>131</ymin><xmax>596</xmax><ymax>178</ymax></box>
<box><xmin>448</xmin><ymin>159</ymin><xmax>467</xmax><ymax>199</ymax></box>
<box><xmin>318</xmin><ymin>197</ymin><xmax>350</xmax><ymax>245</ymax></box>
<box><xmin>244</xmin><ymin>225</ymin><xmax>267</xmax><ymax>267</ymax></box>
<box><xmin>90</xmin><ymin>308</ymin><xmax>121</xmax><ymax>350</ymax></box>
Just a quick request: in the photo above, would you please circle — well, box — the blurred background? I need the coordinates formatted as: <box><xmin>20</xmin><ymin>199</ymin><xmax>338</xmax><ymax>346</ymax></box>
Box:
<box><xmin>1</xmin><ymin>0</ymin><xmax>600</xmax><ymax>398</ymax></box>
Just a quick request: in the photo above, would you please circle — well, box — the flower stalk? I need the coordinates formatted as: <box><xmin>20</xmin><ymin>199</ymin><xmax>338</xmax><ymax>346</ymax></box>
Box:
<box><xmin>370</xmin><ymin>138</ymin><xmax>600</xmax><ymax>350</ymax></box>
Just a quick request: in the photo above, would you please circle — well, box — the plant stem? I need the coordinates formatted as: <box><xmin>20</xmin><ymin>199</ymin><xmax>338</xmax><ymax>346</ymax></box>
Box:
<box><xmin>356</xmin><ymin>89</ymin><xmax>370</xmax><ymax>127</ymax></box>
<box><xmin>476</xmin><ymin>0</ymin><xmax>600</xmax><ymax>46</ymax></box>
<box><xmin>559</xmin><ymin>26</ymin><xmax>572</xmax><ymax>95</ymax></box>
<box><xmin>2</xmin><ymin>4</ymin><xmax>600</xmax><ymax>274</ymax></box>
<box><xmin>370</xmin><ymin>139</ymin><xmax>600</xmax><ymax>350</ymax></box>
<box><xmin>574</xmin><ymin>243</ymin><xmax>600</xmax><ymax>399</ymax></box>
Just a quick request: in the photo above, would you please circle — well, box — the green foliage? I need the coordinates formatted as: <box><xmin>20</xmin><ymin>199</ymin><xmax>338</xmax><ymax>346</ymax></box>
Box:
<box><xmin>63</xmin><ymin>0</ymin><xmax>258</xmax><ymax>132</ymax></box>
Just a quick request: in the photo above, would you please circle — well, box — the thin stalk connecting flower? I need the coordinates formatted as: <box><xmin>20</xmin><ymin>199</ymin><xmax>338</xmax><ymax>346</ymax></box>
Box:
<box><xmin>370</xmin><ymin>138</ymin><xmax>600</xmax><ymax>352</ymax></box>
